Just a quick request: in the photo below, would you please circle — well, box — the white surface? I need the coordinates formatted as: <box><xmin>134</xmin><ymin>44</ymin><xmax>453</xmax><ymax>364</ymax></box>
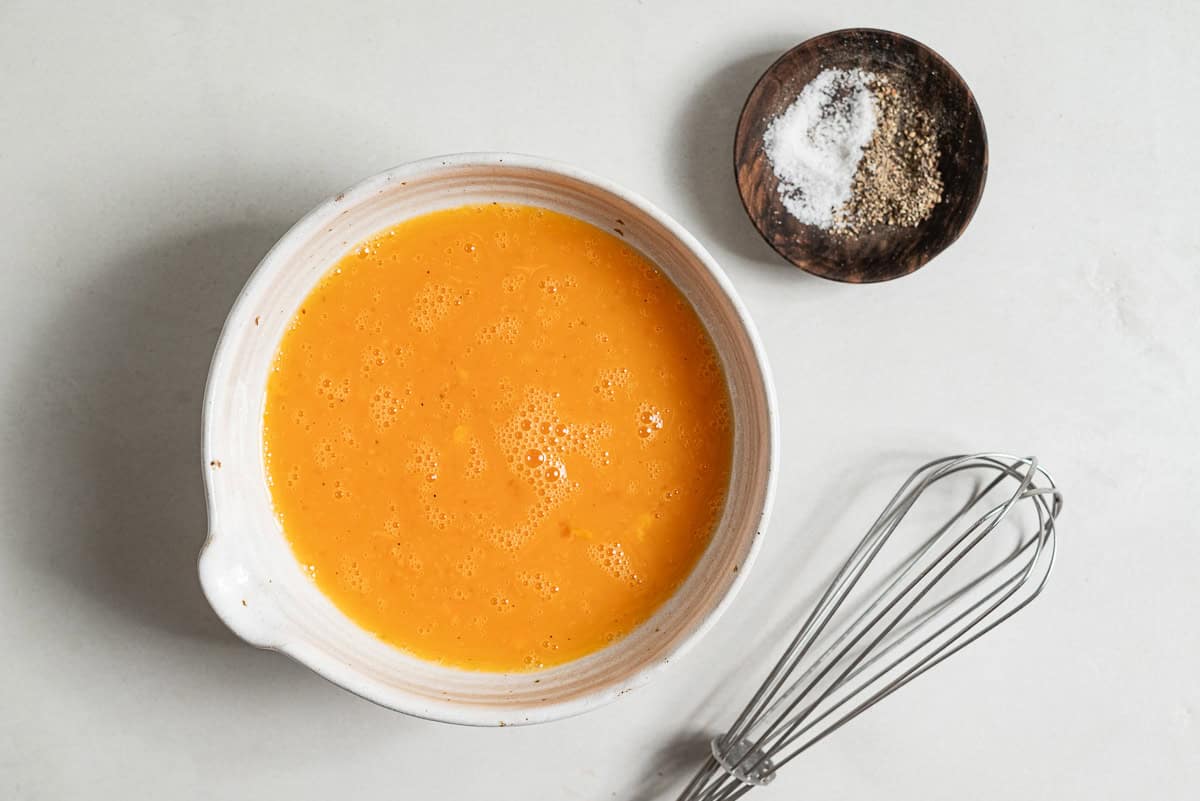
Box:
<box><xmin>1</xmin><ymin>0</ymin><xmax>1197</xmax><ymax>798</ymax></box>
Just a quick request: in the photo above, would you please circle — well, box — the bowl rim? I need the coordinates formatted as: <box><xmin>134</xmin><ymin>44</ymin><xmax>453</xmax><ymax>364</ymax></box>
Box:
<box><xmin>199</xmin><ymin>152</ymin><xmax>779</xmax><ymax>725</ymax></box>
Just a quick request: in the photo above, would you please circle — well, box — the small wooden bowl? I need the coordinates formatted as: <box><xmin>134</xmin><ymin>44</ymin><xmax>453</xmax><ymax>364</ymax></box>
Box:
<box><xmin>734</xmin><ymin>29</ymin><xmax>988</xmax><ymax>283</ymax></box>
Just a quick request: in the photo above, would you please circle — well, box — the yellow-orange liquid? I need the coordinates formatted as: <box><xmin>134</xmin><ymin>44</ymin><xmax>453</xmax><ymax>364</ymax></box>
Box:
<box><xmin>264</xmin><ymin>204</ymin><xmax>733</xmax><ymax>671</ymax></box>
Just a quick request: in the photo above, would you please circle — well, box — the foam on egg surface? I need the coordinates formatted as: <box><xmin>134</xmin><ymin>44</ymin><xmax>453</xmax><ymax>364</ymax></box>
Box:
<box><xmin>264</xmin><ymin>203</ymin><xmax>733</xmax><ymax>672</ymax></box>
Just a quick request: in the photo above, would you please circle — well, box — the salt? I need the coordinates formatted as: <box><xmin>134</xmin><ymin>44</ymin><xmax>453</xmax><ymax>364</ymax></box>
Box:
<box><xmin>763</xmin><ymin>68</ymin><xmax>878</xmax><ymax>229</ymax></box>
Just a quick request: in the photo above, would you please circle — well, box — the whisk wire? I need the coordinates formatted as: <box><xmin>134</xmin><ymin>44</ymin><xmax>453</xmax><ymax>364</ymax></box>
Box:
<box><xmin>676</xmin><ymin>454</ymin><xmax>1061</xmax><ymax>801</ymax></box>
<box><xmin>733</xmin><ymin>458</ymin><xmax>1030</xmax><ymax>772</ymax></box>
<box><xmin>714</xmin><ymin>455</ymin><xmax>964</xmax><ymax>749</ymax></box>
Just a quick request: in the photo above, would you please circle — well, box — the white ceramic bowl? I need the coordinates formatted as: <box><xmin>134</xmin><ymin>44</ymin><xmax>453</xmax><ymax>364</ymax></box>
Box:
<box><xmin>199</xmin><ymin>153</ymin><xmax>777</xmax><ymax>725</ymax></box>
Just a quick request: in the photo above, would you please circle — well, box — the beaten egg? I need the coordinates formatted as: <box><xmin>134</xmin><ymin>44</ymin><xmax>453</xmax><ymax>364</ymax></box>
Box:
<box><xmin>264</xmin><ymin>203</ymin><xmax>733</xmax><ymax>671</ymax></box>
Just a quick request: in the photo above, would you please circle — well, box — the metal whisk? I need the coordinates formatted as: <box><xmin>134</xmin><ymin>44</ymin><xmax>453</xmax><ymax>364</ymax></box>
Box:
<box><xmin>677</xmin><ymin>453</ymin><xmax>1062</xmax><ymax>801</ymax></box>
